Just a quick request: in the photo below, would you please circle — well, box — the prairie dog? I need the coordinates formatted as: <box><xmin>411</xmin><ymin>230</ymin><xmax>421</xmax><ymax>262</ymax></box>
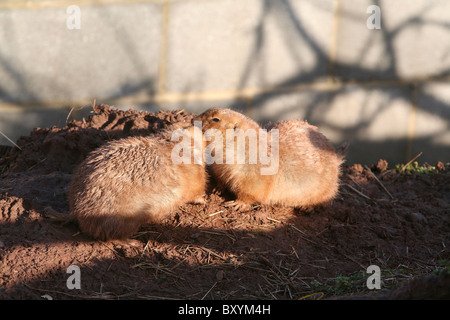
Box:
<box><xmin>193</xmin><ymin>108</ymin><xmax>345</xmax><ymax>209</ymax></box>
<box><xmin>193</xmin><ymin>108</ymin><xmax>275</xmax><ymax>206</ymax></box>
<box><xmin>69</xmin><ymin>124</ymin><xmax>206</xmax><ymax>240</ymax></box>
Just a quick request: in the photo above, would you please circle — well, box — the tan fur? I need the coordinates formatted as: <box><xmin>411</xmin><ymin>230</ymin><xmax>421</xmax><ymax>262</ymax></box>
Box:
<box><xmin>69</xmin><ymin>125</ymin><xmax>207</xmax><ymax>240</ymax></box>
<box><xmin>194</xmin><ymin>108</ymin><xmax>274</xmax><ymax>205</ymax></box>
<box><xmin>267</xmin><ymin>119</ymin><xmax>344</xmax><ymax>207</ymax></box>
<box><xmin>194</xmin><ymin>108</ymin><xmax>345</xmax><ymax>209</ymax></box>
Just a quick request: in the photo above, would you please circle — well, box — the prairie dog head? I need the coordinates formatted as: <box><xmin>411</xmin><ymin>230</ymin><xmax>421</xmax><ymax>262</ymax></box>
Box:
<box><xmin>193</xmin><ymin>108</ymin><xmax>260</xmax><ymax>133</ymax></box>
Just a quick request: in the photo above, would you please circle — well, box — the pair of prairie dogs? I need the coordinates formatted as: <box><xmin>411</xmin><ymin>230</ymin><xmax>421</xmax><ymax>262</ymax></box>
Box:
<box><xmin>69</xmin><ymin>108</ymin><xmax>346</xmax><ymax>240</ymax></box>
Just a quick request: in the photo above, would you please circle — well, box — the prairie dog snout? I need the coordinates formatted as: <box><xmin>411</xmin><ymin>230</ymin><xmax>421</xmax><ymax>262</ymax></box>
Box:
<box><xmin>69</xmin><ymin>125</ymin><xmax>207</xmax><ymax>240</ymax></box>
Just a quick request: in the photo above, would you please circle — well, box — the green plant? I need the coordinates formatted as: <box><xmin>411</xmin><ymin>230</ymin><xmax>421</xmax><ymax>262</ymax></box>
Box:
<box><xmin>434</xmin><ymin>260</ymin><xmax>450</xmax><ymax>275</ymax></box>
<box><xmin>395</xmin><ymin>161</ymin><xmax>439</xmax><ymax>174</ymax></box>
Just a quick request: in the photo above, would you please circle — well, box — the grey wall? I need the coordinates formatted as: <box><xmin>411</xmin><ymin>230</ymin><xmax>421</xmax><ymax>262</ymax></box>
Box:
<box><xmin>1</xmin><ymin>0</ymin><xmax>449</xmax><ymax>165</ymax></box>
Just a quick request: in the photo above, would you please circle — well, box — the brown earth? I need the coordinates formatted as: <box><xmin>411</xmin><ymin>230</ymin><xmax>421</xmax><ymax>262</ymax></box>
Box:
<box><xmin>0</xmin><ymin>105</ymin><xmax>449</xmax><ymax>300</ymax></box>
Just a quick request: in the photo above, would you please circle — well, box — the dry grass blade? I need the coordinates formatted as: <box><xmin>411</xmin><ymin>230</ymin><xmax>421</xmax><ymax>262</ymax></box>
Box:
<box><xmin>208</xmin><ymin>210</ymin><xmax>224</xmax><ymax>217</ymax></box>
<box><xmin>401</xmin><ymin>152</ymin><xmax>423</xmax><ymax>171</ymax></box>
<box><xmin>257</xmin><ymin>256</ymin><xmax>303</xmax><ymax>299</ymax></box>
<box><xmin>364</xmin><ymin>165</ymin><xmax>394</xmax><ymax>199</ymax></box>
<box><xmin>200</xmin><ymin>246</ymin><xmax>228</xmax><ymax>262</ymax></box>
<box><xmin>200</xmin><ymin>229</ymin><xmax>236</xmax><ymax>242</ymax></box>
<box><xmin>267</xmin><ymin>217</ymin><xmax>283</xmax><ymax>224</ymax></box>
<box><xmin>289</xmin><ymin>224</ymin><xmax>320</xmax><ymax>246</ymax></box>
<box><xmin>344</xmin><ymin>183</ymin><xmax>373</xmax><ymax>201</ymax></box>
<box><xmin>0</xmin><ymin>129</ymin><xmax>22</xmax><ymax>150</ymax></box>
<box><xmin>132</xmin><ymin>261</ymin><xmax>185</xmax><ymax>280</ymax></box>
<box><xmin>66</xmin><ymin>106</ymin><xmax>75</xmax><ymax>124</ymax></box>
<box><xmin>201</xmin><ymin>281</ymin><xmax>218</xmax><ymax>300</ymax></box>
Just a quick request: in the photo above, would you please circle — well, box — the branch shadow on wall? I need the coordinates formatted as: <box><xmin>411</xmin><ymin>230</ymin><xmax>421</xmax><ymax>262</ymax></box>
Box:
<box><xmin>234</xmin><ymin>0</ymin><xmax>450</xmax><ymax>164</ymax></box>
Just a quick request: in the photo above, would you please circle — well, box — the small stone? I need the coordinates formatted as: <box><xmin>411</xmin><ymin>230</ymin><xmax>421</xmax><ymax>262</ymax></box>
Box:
<box><xmin>216</xmin><ymin>270</ymin><xmax>225</xmax><ymax>281</ymax></box>
<box><xmin>410</xmin><ymin>212</ymin><xmax>428</xmax><ymax>224</ymax></box>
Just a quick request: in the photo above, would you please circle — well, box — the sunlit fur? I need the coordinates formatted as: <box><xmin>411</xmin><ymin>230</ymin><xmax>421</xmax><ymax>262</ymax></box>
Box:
<box><xmin>194</xmin><ymin>108</ymin><xmax>345</xmax><ymax>209</ymax></box>
<box><xmin>69</xmin><ymin>125</ymin><xmax>207</xmax><ymax>240</ymax></box>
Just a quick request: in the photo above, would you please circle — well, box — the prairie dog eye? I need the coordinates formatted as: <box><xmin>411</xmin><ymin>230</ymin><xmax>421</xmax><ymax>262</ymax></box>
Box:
<box><xmin>212</xmin><ymin>118</ymin><xmax>221</xmax><ymax>122</ymax></box>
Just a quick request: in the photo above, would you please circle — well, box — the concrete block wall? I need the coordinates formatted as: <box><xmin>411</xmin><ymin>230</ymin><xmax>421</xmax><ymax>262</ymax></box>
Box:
<box><xmin>0</xmin><ymin>0</ymin><xmax>449</xmax><ymax>165</ymax></box>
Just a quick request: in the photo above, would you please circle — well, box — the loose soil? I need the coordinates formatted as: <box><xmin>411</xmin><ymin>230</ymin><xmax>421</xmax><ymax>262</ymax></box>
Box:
<box><xmin>0</xmin><ymin>105</ymin><xmax>449</xmax><ymax>300</ymax></box>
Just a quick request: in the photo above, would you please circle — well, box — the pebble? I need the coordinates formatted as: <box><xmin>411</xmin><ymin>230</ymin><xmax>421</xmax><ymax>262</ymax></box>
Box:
<box><xmin>216</xmin><ymin>270</ymin><xmax>225</xmax><ymax>281</ymax></box>
<box><xmin>410</xmin><ymin>212</ymin><xmax>428</xmax><ymax>224</ymax></box>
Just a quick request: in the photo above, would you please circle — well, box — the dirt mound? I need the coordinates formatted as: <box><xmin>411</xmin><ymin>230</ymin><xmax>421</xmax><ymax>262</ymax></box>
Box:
<box><xmin>0</xmin><ymin>105</ymin><xmax>195</xmax><ymax>174</ymax></box>
<box><xmin>0</xmin><ymin>105</ymin><xmax>449</xmax><ymax>300</ymax></box>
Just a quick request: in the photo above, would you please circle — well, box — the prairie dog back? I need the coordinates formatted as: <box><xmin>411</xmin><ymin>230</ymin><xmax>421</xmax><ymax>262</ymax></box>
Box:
<box><xmin>266</xmin><ymin>120</ymin><xmax>344</xmax><ymax>207</ymax></box>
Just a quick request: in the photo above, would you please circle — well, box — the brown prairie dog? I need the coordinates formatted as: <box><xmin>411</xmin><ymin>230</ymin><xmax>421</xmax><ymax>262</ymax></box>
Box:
<box><xmin>69</xmin><ymin>124</ymin><xmax>207</xmax><ymax>240</ymax></box>
<box><xmin>194</xmin><ymin>108</ymin><xmax>274</xmax><ymax>206</ymax></box>
<box><xmin>193</xmin><ymin>108</ymin><xmax>345</xmax><ymax>209</ymax></box>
